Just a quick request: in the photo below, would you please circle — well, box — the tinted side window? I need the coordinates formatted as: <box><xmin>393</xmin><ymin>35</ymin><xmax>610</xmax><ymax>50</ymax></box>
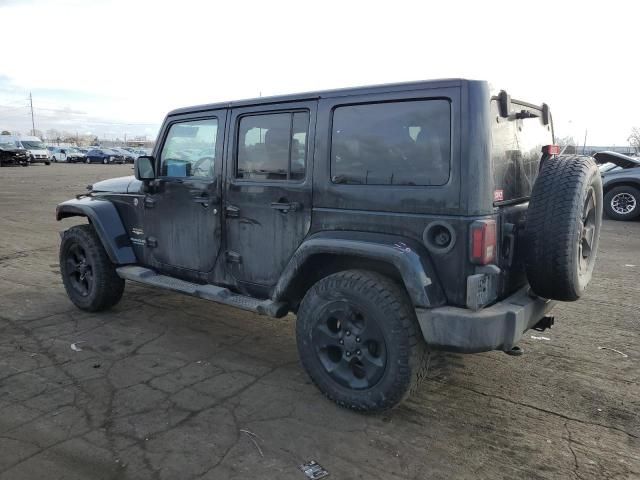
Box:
<box><xmin>237</xmin><ymin>111</ymin><xmax>309</xmax><ymax>181</ymax></box>
<box><xmin>331</xmin><ymin>100</ymin><xmax>450</xmax><ymax>186</ymax></box>
<box><xmin>160</xmin><ymin>118</ymin><xmax>218</xmax><ymax>178</ymax></box>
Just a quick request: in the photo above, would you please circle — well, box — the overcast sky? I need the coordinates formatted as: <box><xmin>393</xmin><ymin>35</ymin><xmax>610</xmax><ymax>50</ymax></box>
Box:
<box><xmin>0</xmin><ymin>0</ymin><xmax>637</xmax><ymax>145</ymax></box>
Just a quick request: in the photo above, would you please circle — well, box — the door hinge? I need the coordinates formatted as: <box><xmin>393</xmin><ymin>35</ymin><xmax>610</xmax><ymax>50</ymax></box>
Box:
<box><xmin>146</xmin><ymin>237</ymin><xmax>158</xmax><ymax>248</ymax></box>
<box><xmin>225</xmin><ymin>251</ymin><xmax>242</xmax><ymax>264</ymax></box>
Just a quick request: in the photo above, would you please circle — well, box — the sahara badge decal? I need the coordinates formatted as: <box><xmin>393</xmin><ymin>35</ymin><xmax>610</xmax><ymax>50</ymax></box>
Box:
<box><xmin>130</xmin><ymin>227</ymin><xmax>146</xmax><ymax>246</ymax></box>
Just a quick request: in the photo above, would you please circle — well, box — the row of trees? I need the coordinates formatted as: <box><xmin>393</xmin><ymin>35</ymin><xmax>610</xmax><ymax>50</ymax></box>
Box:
<box><xmin>1</xmin><ymin>128</ymin><xmax>103</xmax><ymax>147</ymax></box>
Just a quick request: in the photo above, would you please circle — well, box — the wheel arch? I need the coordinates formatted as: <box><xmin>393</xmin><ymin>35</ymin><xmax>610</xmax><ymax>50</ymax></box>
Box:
<box><xmin>272</xmin><ymin>232</ymin><xmax>445</xmax><ymax>310</ymax></box>
<box><xmin>603</xmin><ymin>178</ymin><xmax>640</xmax><ymax>194</ymax></box>
<box><xmin>56</xmin><ymin>197</ymin><xmax>136</xmax><ymax>265</ymax></box>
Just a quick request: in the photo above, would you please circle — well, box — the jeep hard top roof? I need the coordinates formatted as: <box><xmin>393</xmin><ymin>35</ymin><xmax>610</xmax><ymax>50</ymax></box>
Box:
<box><xmin>167</xmin><ymin>78</ymin><xmax>474</xmax><ymax>117</ymax></box>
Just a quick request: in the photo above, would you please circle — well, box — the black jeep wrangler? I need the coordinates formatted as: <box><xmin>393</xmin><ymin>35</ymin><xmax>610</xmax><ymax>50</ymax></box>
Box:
<box><xmin>56</xmin><ymin>79</ymin><xmax>602</xmax><ymax>411</ymax></box>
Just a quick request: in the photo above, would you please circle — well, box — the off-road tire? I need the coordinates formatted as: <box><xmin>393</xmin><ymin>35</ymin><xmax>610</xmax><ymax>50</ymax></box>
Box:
<box><xmin>603</xmin><ymin>185</ymin><xmax>640</xmax><ymax>221</ymax></box>
<box><xmin>296</xmin><ymin>270</ymin><xmax>428</xmax><ymax>412</ymax></box>
<box><xmin>525</xmin><ymin>155</ymin><xmax>603</xmax><ymax>301</ymax></box>
<box><xmin>60</xmin><ymin>224</ymin><xmax>125</xmax><ymax>312</ymax></box>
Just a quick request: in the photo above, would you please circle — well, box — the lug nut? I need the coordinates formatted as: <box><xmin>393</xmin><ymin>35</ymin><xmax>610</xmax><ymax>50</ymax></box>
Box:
<box><xmin>356</xmin><ymin>350</ymin><xmax>361</xmax><ymax>355</ymax></box>
<box><xmin>346</xmin><ymin>330</ymin><xmax>351</xmax><ymax>336</ymax></box>
<box><xmin>346</xmin><ymin>351</ymin><xmax>351</xmax><ymax>357</ymax></box>
<box><xmin>356</xmin><ymin>337</ymin><xmax>360</xmax><ymax>343</ymax></box>
<box><xmin>339</xmin><ymin>339</ymin><xmax>344</xmax><ymax>345</ymax></box>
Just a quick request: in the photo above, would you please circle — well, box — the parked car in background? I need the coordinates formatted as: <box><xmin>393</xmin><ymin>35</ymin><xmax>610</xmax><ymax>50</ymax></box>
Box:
<box><xmin>0</xmin><ymin>139</ymin><xmax>29</xmax><ymax>166</ymax></box>
<box><xmin>49</xmin><ymin>147</ymin><xmax>86</xmax><ymax>163</ymax></box>
<box><xmin>85</xmin><ymin>148</ymin><xmax>125</xmax><ymax>164</ymax></box>
<box><xmin>594</xmin><ymin>151</ymin><xmax>640</xmax><ymax>221</ymax></box>
<box><xmin>0</xmin><ymin>134</ymin><xmax>50</xmax><ymax>165</ymax></box>
<box><xmin>110</xmin><ymin>147</ymin><xmax>136</xmax><ymax>163</ymax></box>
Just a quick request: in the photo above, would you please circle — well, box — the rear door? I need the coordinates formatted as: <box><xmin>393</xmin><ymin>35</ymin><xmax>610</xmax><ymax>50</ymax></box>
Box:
<box><xmin>224</xmin><ymin>101</ymin><xmax>316</xmax><ymax>294</ymax></box>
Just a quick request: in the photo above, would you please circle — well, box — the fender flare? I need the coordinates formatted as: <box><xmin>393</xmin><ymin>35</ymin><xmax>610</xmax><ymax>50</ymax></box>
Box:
<box><xmin>273</xmin><ymin>232</ymin><xmax>445</xmax><ymax>308</ymax></box>
<box><xmin>56</xmin><ymin>197</ymin><xmax>137</xmax><ymax>265</ymax></box>
<box><xmin>603</xmin><ymin>177</ymin><xmax>640</xmax><ymax>192</ymax></box>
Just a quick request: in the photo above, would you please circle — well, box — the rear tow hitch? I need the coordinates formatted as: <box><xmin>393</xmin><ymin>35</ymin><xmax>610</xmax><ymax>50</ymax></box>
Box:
<box><xmin>533</xmin><ymin>315</ymin><xmax>555</xmax><ymax>332</ymax></box>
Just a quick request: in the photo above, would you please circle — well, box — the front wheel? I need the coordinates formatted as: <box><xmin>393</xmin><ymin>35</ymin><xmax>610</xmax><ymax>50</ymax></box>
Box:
<box><xmin>59</xmin><ymin>224</ymin><xmax>125</xmax><ymax>312</ymax></box>
<box><xmin>296</xmin><ymin>270</ymin><xmax>428</xmax><ymax>412</ymax></box>
<box><xmin>103</xmin><ymin>157</ymin><xmax>108</xmax><ymax>164</ymax></box>
<box><xmin>604</xmin><ymin>186</ymin><xmax>640</xmax><ymax>221</ymax></box>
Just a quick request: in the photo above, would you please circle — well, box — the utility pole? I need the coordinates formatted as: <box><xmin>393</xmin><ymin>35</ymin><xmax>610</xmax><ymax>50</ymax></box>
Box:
<box><xmin>29</xmin><ymin>92</ymin><xmax>36</xmax><ymax>136</ymax></box>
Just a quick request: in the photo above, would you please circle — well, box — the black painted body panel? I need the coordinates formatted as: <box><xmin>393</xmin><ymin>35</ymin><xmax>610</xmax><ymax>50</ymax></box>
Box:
<box><xmin>56</xmin><ymin>79</ymin><xmax>549</xmax><ymax>311</ymax></box>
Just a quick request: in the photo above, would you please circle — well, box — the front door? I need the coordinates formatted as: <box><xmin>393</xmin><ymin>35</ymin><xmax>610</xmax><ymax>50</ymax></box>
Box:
<box><xmin>142</xmin><ymin>111</ymin><xmax>225</xmax><ymax>277</ymax></box>
<box><xmin>224</xmin><ymin>102</ymin><xmax>316</xmax><ymax>294</ymax></box>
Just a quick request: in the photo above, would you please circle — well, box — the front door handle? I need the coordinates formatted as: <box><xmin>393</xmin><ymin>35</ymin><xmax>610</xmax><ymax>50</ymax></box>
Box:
<box><xmin>270</xmin><ymin>201</ymin><xmax>300</xmax><ymax>213</ymax></box>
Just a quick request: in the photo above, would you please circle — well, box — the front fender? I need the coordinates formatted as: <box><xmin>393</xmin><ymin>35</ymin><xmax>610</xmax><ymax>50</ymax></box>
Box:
<box><xmin>56</xmin><ymin>197</ymin><xmax>136</xmax><ymax>264</ymax></box>
<box><xmin>273</xmin><ymin>232</ymin><xmax>445</xmax><ymax>308</ymax></box>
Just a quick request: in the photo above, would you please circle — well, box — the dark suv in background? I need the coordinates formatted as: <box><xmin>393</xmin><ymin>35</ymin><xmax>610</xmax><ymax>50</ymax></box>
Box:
<box><xmin>56</xmin><ymin>79</ymin><xmax>602</xmax><ymax>411</ymax></box>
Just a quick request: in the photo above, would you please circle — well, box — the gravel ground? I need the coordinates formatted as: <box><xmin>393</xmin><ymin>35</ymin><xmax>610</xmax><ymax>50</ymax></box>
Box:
<box><xmin>0</xmin><ymin>163</ymin><xmax>638</xmax><ymax>480</ymax></box>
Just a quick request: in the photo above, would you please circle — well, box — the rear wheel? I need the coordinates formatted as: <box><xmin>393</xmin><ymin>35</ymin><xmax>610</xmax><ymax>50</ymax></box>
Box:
<box><xmin>59</xmin><ymin>224</ymin><xmax>125</xmax><ymax>312</ymax></box>
<box><xmin>296</xmin><ymin>270</ymin><xmax>427</xmax><ymax>412</ymax></box>
<box><xmin>604</xmin><ymin>185</ymin><xmax>640</xmax><ymax>221</ymax></box>
<box><xmin>525</xmin><ymin>155</ymin><xmax>603</xmax><ymax>301</ymax></box>
<box><xmin>86</xmin><ymin>157</ymin><xmax>91</xmax><ymax>164</ymax></box>
<box><xmin>103</xmin><ymin>157</ymin><xmax>108</xmax><ymax>164</ymax></box>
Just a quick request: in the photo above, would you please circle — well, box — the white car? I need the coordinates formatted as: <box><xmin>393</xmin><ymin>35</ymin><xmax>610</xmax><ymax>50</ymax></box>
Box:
<box><xmin>49</xmin><ymin>147</ymin><xmax>86</xmax><ymax>163</ymax></box>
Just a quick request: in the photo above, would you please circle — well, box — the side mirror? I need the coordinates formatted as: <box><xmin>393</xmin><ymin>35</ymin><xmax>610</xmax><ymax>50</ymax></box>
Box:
<box><xmin>135</xmin><ymin>155</ymin><xmax>156</xmax><ymax>181</ymax></box>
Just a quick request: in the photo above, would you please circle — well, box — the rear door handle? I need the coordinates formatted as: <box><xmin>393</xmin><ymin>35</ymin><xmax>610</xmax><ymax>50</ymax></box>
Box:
<box><xmin>270</xmin><ymin>201</ymin><xmax>300</xmax><ymax>213</ymax></box>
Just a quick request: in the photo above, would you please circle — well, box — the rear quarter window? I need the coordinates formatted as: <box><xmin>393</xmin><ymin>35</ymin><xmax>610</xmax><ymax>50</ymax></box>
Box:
<box><xmin>330</xmin><ymin>99</ymin><xmax>451</xmax><ymax>186</ymax></box>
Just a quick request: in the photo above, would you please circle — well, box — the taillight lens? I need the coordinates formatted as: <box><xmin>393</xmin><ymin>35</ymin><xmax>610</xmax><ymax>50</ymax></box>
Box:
<box><xmin>542</xmin><ymin>144</ymin><xmax>560</xmax><ymax>155</ymax></box>
<box><xmin>470</xmin><ymin>220</ymin><xmax>497</xmax><ymax>265</ymax></box>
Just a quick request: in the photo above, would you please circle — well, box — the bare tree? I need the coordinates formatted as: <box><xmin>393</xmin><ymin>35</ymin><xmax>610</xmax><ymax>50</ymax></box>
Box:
<box><xmin>628</xmin><ymin>127</ymin><xmax>640</xmax><ymax>154</ymax></box>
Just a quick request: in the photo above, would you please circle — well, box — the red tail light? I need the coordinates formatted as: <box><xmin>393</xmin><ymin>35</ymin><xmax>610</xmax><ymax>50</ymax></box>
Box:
<box><xmin>470</xmin><ymin>220</ymin><xmax>497</xmax><ymax>265</ymax></box>
<box><xmin>542</xmin><ymin>144</ymin><xmax>560</xmax><ymax>155</ymax></box>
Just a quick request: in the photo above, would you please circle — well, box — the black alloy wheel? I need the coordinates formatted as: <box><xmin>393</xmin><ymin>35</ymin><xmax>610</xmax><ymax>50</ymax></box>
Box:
<box><xmin>312</xmin><ymin>301</ymin><xmax>387</xmax><ymax>390</ymax></box>
<box><xmin>65</xmin><ymin>243</ymin><xmax>94</xmax><ymax>298</ymax></box>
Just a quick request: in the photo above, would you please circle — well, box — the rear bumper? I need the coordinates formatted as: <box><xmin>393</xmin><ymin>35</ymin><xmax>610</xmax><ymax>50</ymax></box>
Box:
<box><xmin>416</xmin><ymin>286</ymin><xmax>555</xmax><ymax>353</ymax></box>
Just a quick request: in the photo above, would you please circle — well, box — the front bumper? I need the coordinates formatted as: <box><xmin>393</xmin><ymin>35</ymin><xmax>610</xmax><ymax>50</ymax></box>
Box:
<box><xmin>416</xmin><ymin>286</ymin><xmax>555</xmax><ymax>353</ymax></box>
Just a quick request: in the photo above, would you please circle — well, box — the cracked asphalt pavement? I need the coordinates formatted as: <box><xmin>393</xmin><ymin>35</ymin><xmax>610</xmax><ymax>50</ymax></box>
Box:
<box><xmin>1</xmin><ymin>164</ymin><xmax>638</xmax><ymax>479</ymax></box>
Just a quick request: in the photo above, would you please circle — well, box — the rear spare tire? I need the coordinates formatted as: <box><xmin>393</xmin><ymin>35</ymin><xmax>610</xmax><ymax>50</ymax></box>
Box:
<box><xmin>525</xmin><ymin>155</ymin><xmax>602</xmax><ymax>301</ymax></box>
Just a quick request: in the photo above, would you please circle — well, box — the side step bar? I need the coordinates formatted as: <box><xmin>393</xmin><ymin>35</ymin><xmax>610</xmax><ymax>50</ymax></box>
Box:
<box><xmin>116</xmin><ymin>266</ymin><xmax>289</xmax><ymax>318</ymax></box>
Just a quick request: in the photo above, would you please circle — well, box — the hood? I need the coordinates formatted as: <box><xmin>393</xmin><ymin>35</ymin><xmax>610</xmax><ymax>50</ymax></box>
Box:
<box><xmin>593</xmin><ymin>151</ymin><xmax>640</xmax><ymax>169</ymax></box>
<box><xmin>91</xmin><ymin>175</ymin><xmax>142</xmax><ymax>193</ymax></box>
<box><xmin>0</xmin><ymin>145</ymin><xmax>27</xmax><ymax>154</ymax></box>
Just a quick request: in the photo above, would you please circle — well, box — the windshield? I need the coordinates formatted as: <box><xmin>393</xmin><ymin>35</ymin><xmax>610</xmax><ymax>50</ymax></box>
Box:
<box><xmin>491</xmin><ymin>100</ymin><xmax>553</xmax><ymax>203</ymax></box>
<box><xmin>21</xmin><ymin>140</ymin><xmax>46</xmax><ymax>150</ymax></box>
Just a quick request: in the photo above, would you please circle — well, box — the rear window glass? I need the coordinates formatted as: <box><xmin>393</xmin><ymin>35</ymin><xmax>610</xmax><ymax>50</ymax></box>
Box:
<box><xmin>331</xmin><ymin>100</ymin><xmax>451</xmax><ymax>186</ymax></box>
<box><xmin>491</xmin><ymin>100</ymin><xmax>553</xmax><ymax>202</ymax></box>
